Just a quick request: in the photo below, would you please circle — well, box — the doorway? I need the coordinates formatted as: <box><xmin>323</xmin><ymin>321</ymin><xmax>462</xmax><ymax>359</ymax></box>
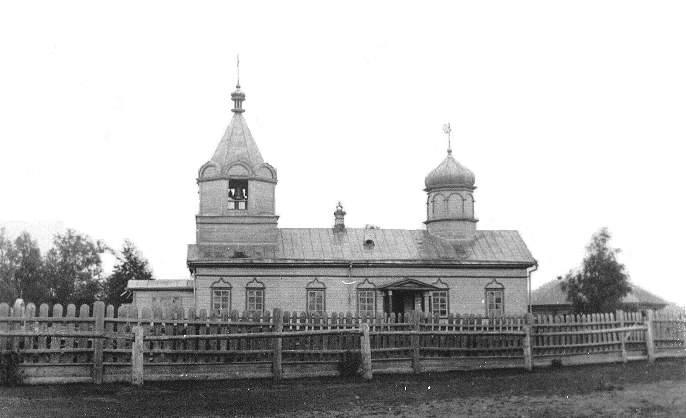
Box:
<box><xmin>387</xmin><ymin>290</ymin><xmax>425</xmax><ymax>315</ymax></box>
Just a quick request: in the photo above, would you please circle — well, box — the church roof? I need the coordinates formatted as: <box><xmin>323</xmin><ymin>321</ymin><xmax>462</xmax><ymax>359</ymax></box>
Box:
<box><xmin>425</xmin><ymin>151</ymin><xmax>475</xmax><ymax>189</ymax></box>
<box><xmin>210</xmin><ymin>112</ymin><xmax>264</xmax><ymax>169</ymax></box>
<box><xmin>531</xmin><ymin>280</ymin><xmax>669</xmax><ymax>307</ymax></box>
<box><xmin>188</xmin><ymin>229</ymin><xmax>535</xmax><ymax>266</ymax></box>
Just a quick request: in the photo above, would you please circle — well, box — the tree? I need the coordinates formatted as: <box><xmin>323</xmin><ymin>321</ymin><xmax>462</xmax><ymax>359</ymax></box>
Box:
<box><xmin>0</xmin><ymin>228</ymin><xmax>19</xmax><ymax>303</ymax></box>
<box><xmin>0</xmin><ymin>229</ymin><xmax>46</xmax><ymax>304</ymax></box>
<box><xmin>103</xmin><ymin>240</ymin><xmax>154</xmax><ymax>306</ymax></box>
<box><xmin>560</xmin><ymin>227</ymin><xmax>631</xmax><ymax>313</ymax></box>
<box><xmin>13</xmin><ymin>232</ymin><xmax>47</xmax><ymax>303</ymax></box>
<box><xmin>43</xmin><ymin>229</ymin><xmax>108</xmax><ymax>306</ymax></box>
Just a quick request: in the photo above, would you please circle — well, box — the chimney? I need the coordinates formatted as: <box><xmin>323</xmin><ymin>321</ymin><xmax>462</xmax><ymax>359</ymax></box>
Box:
<box><xmin>333</xmin><ymin>202</ymin><xmax>346</xmax><ymax>232</ymax></box>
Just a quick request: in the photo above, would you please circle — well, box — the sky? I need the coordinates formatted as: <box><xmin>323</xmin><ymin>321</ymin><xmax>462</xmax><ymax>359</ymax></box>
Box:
<box><xmin>1</xmin><ymin>1</ymin><xmax>685</xmax><ymax>307</ymax></box>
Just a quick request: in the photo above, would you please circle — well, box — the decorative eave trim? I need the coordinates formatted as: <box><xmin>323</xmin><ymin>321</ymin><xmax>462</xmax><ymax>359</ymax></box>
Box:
<box><xmin>485</xmin><ymin>279</ymin><xmax>505</xmax><ymax>289</ymax></box>
<box><xmin>246</xmin><ymin>278</ymin><xmax>266</xmax><ymax>288</ymax></box>
<box><xmin>378</xmin><ymin>278</ymin><xmax>441</xmax><ymax>291</ymax></box>
<box><xmin>424</xmin><ymin>217</ymin><xmax>478</xmax><ymax>225</ymax></box>
<box><xmin>188</xmin><ymin>259</ymin><xmax>536</xmax><ymax>269</ymax></box>
<box><xmin>305</xmin><ymin>278</ymin><xmax>326</xmax><ymax>289</ymax></box>
<box><xmin>210</xmin><ymin>278</ymin><xmax>232</xmax><ymax>288</ymax></box>
<box><xmin>197</xmin><ymin>175</ymin><xmax>278</xmax><ymax>185</ymax></box>
<box><xmin>356</xmin><ymin>278</ymin><xmax>376</xmax><ymax>289</ymax></box>
<box><xmin>424</xmin><ymin>185</ymin><xmax>476</xmax><ymax>192</ymax></box>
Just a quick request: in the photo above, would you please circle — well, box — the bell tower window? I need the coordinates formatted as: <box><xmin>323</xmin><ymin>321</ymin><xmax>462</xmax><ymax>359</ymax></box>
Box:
<box><xmin>228</xmin><ymin>179</ymin><xmax>248</xmax><ymax>210</ymax></box>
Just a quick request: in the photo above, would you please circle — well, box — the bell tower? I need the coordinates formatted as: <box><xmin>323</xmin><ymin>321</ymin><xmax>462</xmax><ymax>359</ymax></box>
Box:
<box><xmin>195</xmin><ymin>79</ymin><xmax>279</xmax><ymax>248</ymax></box>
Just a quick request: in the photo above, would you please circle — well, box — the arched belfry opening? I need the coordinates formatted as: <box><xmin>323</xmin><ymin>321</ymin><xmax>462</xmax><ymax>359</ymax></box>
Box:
<box><xmin>228</xmin><ymin>179</ymin><xmax>248</xmax><ymax>210</ymax></box>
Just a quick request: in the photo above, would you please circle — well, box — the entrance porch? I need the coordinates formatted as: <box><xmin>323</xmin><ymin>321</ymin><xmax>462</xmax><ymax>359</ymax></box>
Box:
<box><xmin>379</xmin><ymin>279</ymin><xmax>441</xmax><ymax>315</ymax></box>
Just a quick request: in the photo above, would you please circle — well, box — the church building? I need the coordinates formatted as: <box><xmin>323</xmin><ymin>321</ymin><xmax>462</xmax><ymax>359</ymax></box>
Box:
<box><xmin>127</xmin><ymin>81</ymin><xmax>537</xmax><ymax>317</ymax></box>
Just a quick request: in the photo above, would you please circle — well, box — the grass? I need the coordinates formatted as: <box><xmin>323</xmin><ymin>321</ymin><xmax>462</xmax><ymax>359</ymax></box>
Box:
<box><xmin>1</xmin><ymin>358</ymin><xmax>685</xmax><ymax>417</ymax></box>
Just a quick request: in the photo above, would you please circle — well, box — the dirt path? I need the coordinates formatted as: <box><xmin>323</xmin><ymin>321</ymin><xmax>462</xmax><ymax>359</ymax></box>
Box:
<box><xmin>1</xmin><ymin>359</ymin><xmax>685</xmax><ymax>417</ymax></box>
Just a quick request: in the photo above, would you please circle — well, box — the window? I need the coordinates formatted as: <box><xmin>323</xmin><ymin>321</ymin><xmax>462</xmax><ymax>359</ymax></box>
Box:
<box><xmin>246</xmin><ymin>288</ymin><xmax>264</xmax><ymax>314</ymax></box>
<box><xmin>485</xmin><ymin>280</ymin><xmax>505</xmax><ymax>316</ymax></box>
<box><xmin>357</xmin><ymin>290</ymin><xmax>376</xmax><ymax>315</ymax></box>
<box><xmin>212</xmin><ymin>289</ymin><xmax>231</xmax><ymax>312</ymax></box>
<box><xmin>228</xmin><ymin>179</ymin><xmax>248</xmax><ymax>210</ymax></box>
<box><xmin>486</xmin><ymin>289</ymin><xmax>504</xmax><ymax>316</ymax></box>
<box><xmin>210</xmin><ymin>278</ymin><xmax>232</xmax><ymax>313</ymax></box>
<box><xmin>307</xmin><ymin>289</ymin><xmax>325</xmax><ymax>314</ymax></box>
<box><xmin>305</xmin><ymin>278</ymin><xmax>326</xmax><ymax>314</ymax></box>
<box><xmin>430</xmin><ymin>291</ymin><xmax>449</xmax><ymax>317</ymax></box>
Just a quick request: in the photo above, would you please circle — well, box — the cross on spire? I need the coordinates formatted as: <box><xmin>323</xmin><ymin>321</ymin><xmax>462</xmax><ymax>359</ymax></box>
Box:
<box><xmin>236</xmin><ymin>54</ymin><xmax>240</xmax><ymax>88</ymax></box>
<box><xmin>231</xmin><ymin>54</ymin><xmax>245</xmax><ymax>113</ymax></box>
<box><xmin>442</xmin><ymin>123</ymin><xmax>452</xmax><ymax>154</ymax></box>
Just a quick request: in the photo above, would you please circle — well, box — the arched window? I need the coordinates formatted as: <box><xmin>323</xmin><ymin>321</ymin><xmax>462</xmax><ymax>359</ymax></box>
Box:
<box><xmin>356</xmin><ymin>279</ymin><xmax>376</xmax><ymax>316</ymax></box>
<box><xmin>210</xmin><ymin>278</ymin><xmax>232</xmax><ymax>313</ymax></box>
<box><xmin>245</xmin><ymin>278</ymin><xmax>265</xmax><ymax>314</ymax></box>
<box><xmin>432</xmin><ymin>194</ymin><xmax>446</xmax><ymax>218</ymax></box>
<box><xmin>485</xmin><ymin>280</ymin><xmax>505</xmax><ymax>316</ymax></box>
<box><xmin>306</xmin><ymin>278</ymin><xmax>326</xmax><ymax>314</ymax></box>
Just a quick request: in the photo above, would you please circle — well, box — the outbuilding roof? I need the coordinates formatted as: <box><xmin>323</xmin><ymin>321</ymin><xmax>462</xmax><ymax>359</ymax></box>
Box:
<box><xmin>531</xmin><ymin>280</ymin><xmax>669</xmax><ymax>307</ymax></box>
<box><xmin>127</xmin><ymin>279</ymin><xmax>194</xmax><ymax>290</ymax></box>
<box><xmin>188</xmin><ymin>229</ymin><xmax>536</xmax><ymax>266</ymax></box>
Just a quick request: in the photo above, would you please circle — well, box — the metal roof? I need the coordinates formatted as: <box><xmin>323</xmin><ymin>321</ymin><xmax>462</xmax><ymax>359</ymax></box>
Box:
<box><xmin>188</xmin><ymin>229</ymin><xmax>536</xmax><ymax>265</ymax></box>
<box><xmin>127</xmin><ymin>280</ymin><xmax>193</xmax><ymax>290</ymax></box>
<box><xmin>531</xmin><ymin>280</ymin><xmax>669</xmax><ymax>307</ymax></box>
<box><xmin>425</xmin><ymin>151</ymin><xmax>475</xmax><ymax>189</ymax></box>
<box><xmin>210</xmin><ymin>112</ymin><xmax>264</xmax><ymax>169</ymax></box>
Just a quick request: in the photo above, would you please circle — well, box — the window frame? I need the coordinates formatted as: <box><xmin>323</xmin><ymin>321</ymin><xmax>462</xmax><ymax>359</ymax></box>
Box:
<box><xmin>430</xmin><ymin>290</ymin><xmax>449</xmax><ymax>318</ymax></box>
<box><xmin>210</xmin><ymin>278</ymin><xmax>232</xmax><ymax>314</ymax></box>
<box><xmin>305</xmin><ymin>278</ymin><xmax>326</xmax><ymax>314</ymax></box>
<box><xmin>485</xmin><ymin>280</ymin><xmax>505</xmax><ymax>316</ymax></box>
<box><xmin>357</xmin><ymin>289</ymin><xmax>376</xmax><ymax>316</ymax></box>
<box><xmin>245</xmin><ymin>278</ymin><xmax>266</xmax><ymax>315</ymax></box>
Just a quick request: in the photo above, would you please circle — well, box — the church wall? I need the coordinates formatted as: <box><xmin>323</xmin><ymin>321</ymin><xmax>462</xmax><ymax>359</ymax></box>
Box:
<box><xmin>191</xmin><ymin>265</ymin><xmax>529</xmax><ymax>316</ymax></box>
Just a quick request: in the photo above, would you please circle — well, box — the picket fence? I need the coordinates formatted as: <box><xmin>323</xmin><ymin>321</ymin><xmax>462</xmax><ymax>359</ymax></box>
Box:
<box><xmin>0</xmin><ymin>300</ymin><xmax>684</xmax><ymax>385</ymax></box>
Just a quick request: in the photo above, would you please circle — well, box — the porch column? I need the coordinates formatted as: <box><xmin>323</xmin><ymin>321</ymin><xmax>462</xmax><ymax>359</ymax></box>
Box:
<box><xmin>422</xmin><ymin>292</ymin><xmax>429</xmax><ymax>313</ymax></box>
<box><xmin>387</xmin><ymin>290</ymin><xmax>393</xmax><ymax>314</ymax></box>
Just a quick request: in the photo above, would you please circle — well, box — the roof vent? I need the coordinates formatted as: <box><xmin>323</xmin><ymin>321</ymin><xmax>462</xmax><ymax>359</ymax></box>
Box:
<box><xmin>363</xmin><ymin>225</ymin><xmax>379</xmax><ymax>249</ymax></box>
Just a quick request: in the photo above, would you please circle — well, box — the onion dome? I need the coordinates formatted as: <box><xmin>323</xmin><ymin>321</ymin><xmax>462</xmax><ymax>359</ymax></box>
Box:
<box><xmin>424</xmin><ymin>150</ymin><xmax>475</xmax><ymax>189</ymax></box>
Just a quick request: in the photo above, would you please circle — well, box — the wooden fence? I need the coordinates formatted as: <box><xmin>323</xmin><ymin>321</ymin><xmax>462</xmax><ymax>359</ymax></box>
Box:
<box><xmin>1</xmin><ymin>300</ymin><xmax>684</xmax><ymax>385</ymax></box>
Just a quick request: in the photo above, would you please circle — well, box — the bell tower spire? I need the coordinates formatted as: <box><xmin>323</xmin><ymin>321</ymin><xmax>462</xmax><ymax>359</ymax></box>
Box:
<box><xmin>231</xmin><ymin>55</ymin><xmax>245</xmax><ymax>113</ymax></box>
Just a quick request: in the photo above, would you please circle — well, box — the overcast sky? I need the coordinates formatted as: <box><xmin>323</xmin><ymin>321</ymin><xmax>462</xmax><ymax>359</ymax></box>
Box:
<box><xmin>1</xmin><ymin>1</ymin><xmax>685</xmax><ymax>307</ymax></box>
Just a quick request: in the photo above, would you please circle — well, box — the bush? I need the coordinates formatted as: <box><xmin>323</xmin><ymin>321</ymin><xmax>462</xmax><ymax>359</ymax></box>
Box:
<box><xmin>1</xmin><ymin>351</ymin><xmax>23</xmax><ymax>386</ymax></box>
<box><xmin>337</xmin><ymin>350</ymin><xmax>362</xmax><ymax>377</ymax></box>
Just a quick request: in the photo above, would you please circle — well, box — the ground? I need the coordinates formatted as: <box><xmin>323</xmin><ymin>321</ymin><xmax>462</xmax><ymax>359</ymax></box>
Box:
<box><xmin>1</xmin><ymin>359</ymin><xmax>685</xmax><ymax>417</ymax></box>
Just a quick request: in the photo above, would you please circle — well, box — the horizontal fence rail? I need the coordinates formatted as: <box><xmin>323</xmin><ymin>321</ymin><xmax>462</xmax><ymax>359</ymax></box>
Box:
<box><xmin>1</xmin><ymin>299</ymin><xmax>685</xmax><ymax>385</ymax></box>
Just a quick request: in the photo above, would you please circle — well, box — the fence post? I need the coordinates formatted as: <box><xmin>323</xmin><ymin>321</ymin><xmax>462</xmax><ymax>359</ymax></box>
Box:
<box><xmin>411</xmin><ymin>311</ymin><xmax>421</xmax><ymax>374</ymax></box>
<box><xmin>360</xmin><ymin>323</ymin><xmax>373</xmax><ymax>380</ymax></box>
<box><xmin>645</xmin><ymin>309</ymin><xmax>655</xmax><ymax>363</ymax></box>
<box><xmin>131</xmin><ymin>325</ymin><xmax>144</xmax><ymax>386</ymax></box>
<box><xmin>93</xmin><ymin>301</ymin><xmax>105</xmax><ymax>384</ymax></box>
<box><xmin>272</xmin><ymin>308</ymin><xmax>283</xmax><ymax>380</ymax></box>
<box><xmin>523</xmin><ymin>324</ymin><xmax>533</xmax><ymax>371</ymax></box>
<box><xmin>616</xmin><ymin>309</ymin><xmax>627</xmax><ymax>363</ymax></box>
